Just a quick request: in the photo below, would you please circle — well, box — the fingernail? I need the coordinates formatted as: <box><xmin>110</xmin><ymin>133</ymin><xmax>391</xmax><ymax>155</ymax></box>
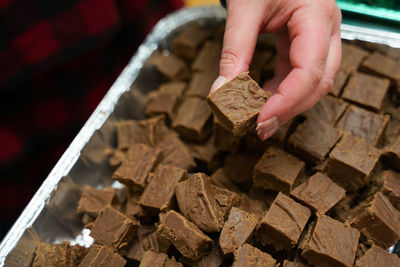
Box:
<box><xmin>210</xmin><ymin>76</ymin><xmax>228</xmax><ymax>94</ymax></box>
<box><xmin>256</xmin><ymin>117</ymin><xmax>278</xmax><ymax>131</ymax></box>
<box><xmin>261</xmin><ymin>125</ymin><xmax>279</xmax><ymax>141</ymax></box>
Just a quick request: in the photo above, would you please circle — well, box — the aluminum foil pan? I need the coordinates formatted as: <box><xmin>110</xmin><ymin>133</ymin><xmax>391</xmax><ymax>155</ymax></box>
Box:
<box><xmin>1</xmin><ymin>5</ymin><xmax>400</xmax><ymax>266</ymax></box>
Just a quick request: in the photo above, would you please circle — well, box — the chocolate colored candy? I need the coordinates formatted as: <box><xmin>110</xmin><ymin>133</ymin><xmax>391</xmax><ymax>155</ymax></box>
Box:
<box><xmin>213</xmin><ymin>121</ymin><xmax>241</xmax><ymax>153</ymax></box>
<box><xmin>112</xmin><ymin>144</ymin><xmax>161</xmax><ymax>190</ymax></box>
<box><xmin>157</xmin><ymin>135</ymin><xmax>196</xmax><ymax>170</ymax></box>
<box><xmin>157</xmin><ymin>81</ymin><xmax>187</xmax><ymax>96</ymax></box>
<box><xmin>171</xmin><ymin>25</ymin><xmax>209</xmax><ymax>60</ymax></box>
<box><xmin>191</xmin><ymin>41</ymin><xmax>221</xmax><ymax>72</ymax></box>
<box><xmin>224</xmin><ymin>152</ymin><xmax>259</xmax><ymax>186</ymax></box>
<box><xmin>33</xmin><ymin>242</ymin><xmax>85</xmax><ymax>267</ymax></box>
<box><xmin>192</xmin><ymin>245</ymin><xmax>224</xmax><ymax>267</ymax></box>
<box><xmin>253</xmin><ymin>146</ymin><xmax>305</xmax><ymax>193</ymax></box>
<box><xmin>173</xmin><ymin>97</ymin><xmax>212</xmax><ymax>141</ymax></box>
<box><xmin>146</xmin><ymin>92</ymin><xmax>179</xmax><ymax>119</ymax></box>
<box><xmin>362</xmin><ymin>52</ymin><xmax>400</xmax><ymax>81</ymax></box>
<box><xmin>210</xmin><ymin>168</ymin><xmax>241</xmax><ymax>193</ymax></box>
<box><xmin>385</xmin><ymin>135</ymin><xmax>400</xmax><ymax>171</ymax></box>
<box><xmin>283</xmin><ymin>260</ymin><xmax>309</xmax><ymax>267</ymax></box>
<box><xmin>187</xmin><ymin>134</ymin><xmax>219</xmax><ymax>169</ymax></box>
<box><xmin>140</xmin><ymin>165</ymin><xmax>188</xmax><ymax>213</ymax></box>
<box><xmin>342</xmin><ymin>72</ymin><xmax>390</xmax><ymax>111</ymax></box>
<box><xmin>302</xmin><ymin>215</ymin><xmax>359</xmax><ymax>267</ymax></box>
<box><xmin>89</xmin><ymin>206</ymin><xmax>139</xmax><ymax>253</ymax></box>
<box><xmin>139</xmin><ymin>251</ymin><xmax>182</xmax><ymax>267</ymax></box>
<box><xmin>77</xmin><ymin>186</ymin><xmax>115</xmax><ymax>216</ymax></box>
<box><xmin>325</xmin><ymin>135</ymin><xmax>380</xmax><ymax>191</ymax></box>
<box><xmin>108</xmin><ymin>149</ymin><xmax>125</xmax><ymax>169</ymax></box>
<box><xmin>349</xmin><ymin>192</ymin><xmax>400</xmax><ymax>249</ymax></box>
<box><xmin>379</xmin><ymin>170</ymin><xmax>400</xmax><ymax>210</ymax></box>
<box><xmin>175</xmin><ymin>173</ymin><xmax>224</xmax><ymax>232</ymax></box>
<box><xmin>355</xmin><ymin>245</ymin><xmax>400</xmax><ymax>267</ymax></box>
<box><xmin>125</xmin><ymin>194</ymin><xmax>145</xmax><ymax>219</ymax></box>
<box><xmin>302</xmin><ymin>95</ymin><xmax>348</xmax><ymax>125</ymax></box>
<box><xmin>341</xmin><ymin>43</ymin><xmax>369</xmax><ymax>72</ymax></box>
<box><xmin>291</xmin><ymin>172</ymin><xmax>345</xmax><ymax>214</ymax></box>
<box><xmin>78</xmin><ymin>244</ymin><xmax>125</xmax><ymax>267</ymax></box>
<box><xmin>330</xmin><ymin>69</ymin><xmax>348</xmax><ymax>96</ymax></box>
<box><xmin>185</xmin><ymin>70</ymin><xmax>218</xmax><ymax>99</ymax></box>
<box><xmin>157</xmin><ymin>210</ymin><xmax>213</xmax><ymax>260</ymax></box>
<box><xmin>212</xmin><ymin>185</ymin><xmax>240</xmax><ymax>219</ymax></box>
<box><xmin>258</xmin><ymin>193</ymin><xmax>311</xmax><ymax>250</ymax></box>
<box><xmin>336</xmin><ymin>105</ymin><xmax>389</xmax><ymax>147</ymax></box>
<box><xmin>287</xmin><ymin>118</ymin><xmax>342</xmax><ymax>163</ymax></box>
<box><xmin>219</xmin><ymin>207</ymin><xmax>258</xmax><ymax>254</ymax></box>
<box><xmin>207</xmin><ymin>72</ymin><xmax>272</xmax><ymax>136</ymax></box>
<box><xmin>232</xmin><ymin>244</ymin><xmax>277</xmax><ymax>267</ymax></box>
<box><xmin>154</xmin><ymin>54</ymin><xmax>189</xmax><ymax>81</ymax></box>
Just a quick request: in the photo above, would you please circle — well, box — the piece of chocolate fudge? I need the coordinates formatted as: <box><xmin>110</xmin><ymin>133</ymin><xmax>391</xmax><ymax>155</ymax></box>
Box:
<box><xmin>139</xmin><ymin>251</ymin><xmax>182</xmax><ymax>267</ymax></box>
<box><xmin>302</xmin><ymin>215</ymin><xmax>359</xmax><ymax>267</ymax></box>
<box><xmin>77</xmin><ymin>186</ymin><xmax>115</xmax><ymax>216</ymax></box>
<box><xmin>78</xmin><ymin>244</ymin><xmax>125</xmax><ymax>267</ymax></box>
<box><xmin>287</xmin><ymin>118</ymin><xmax>342</xmax><ymax>163</ymax></box>
<box><xmin>171</xmin><ymin>25</ymin><xmax>209</xmax><ymax>60</ymax></box>
<box><xmin>253</xmin><ymin>146</ymin><xmax>305</xmax><ymax>193</ymax></box>
<box><xmin>219</xmin><ymin>207</ymin><xmax>258</xmax><ymax>254</ymax></box>
<box><xmin>258</xmin><ymin>192</ymin><xmax>311</xmax><ymax>250</ymax></box>
<box><xmin>379</xmin><ymin>170</ymin><xmax>400</xmax><ymax>210</ymax></box>
<box><xmin>210</xmin><ymin>168</ymin><xmax>241</xmax><ymax>193</ymax></box>
<box><xmin>385</xmin><ymin>135</ymin><xmax>400</xmax><ymax>171</ymax></box>
<box><xmin>325</xmin><ymin>134</ymin><xmax>380</xmax><ymax>191</ymax></box>
<box><xmin>157</xmin><ymin>210</ymin><xmax>213</xmax><ymax>260</ymax></box>
<box><xmin>191</xmin><ymin>244</ymin><xmax>224</xmax><ymax>267</ymax></box>
<box><xmin>154</xmin><ymin>54</ymin><xmax>189</xmax><ymax>81</ymax></box>
<box><xmin>5</xmin><ymin>228</ymin><xmax>40</xmax><ymax>267</ymax></box>
<box><xmin>213</xmin><ymin>120</ymin><xmax>241</xmax><ymax>153</ymax></box>
<box><xmin>223</xmin><ymin>152</ymin><xmax>259</xmax><ymax>186</ymax></box>
<box><xmin>349</xmin><ymin>192</ymin><xmax>400</xmax><ymax>249</ymax></box>
<box><xmin>302</xmin><ymin>95</ymin><xmax>348</xmax><ymax>125</ymax></box>
<box><xmin>212</xmin><ymin>184</ymin><xmax>240</xmax><ymax>219</ymax></box>
<box><xmin>341</xmin><ymin>43</ymin><xmax>369</xmax><ymax>72</ymax></box>
<box><xmin>157</xmin><ymin>135</ymin><xmax>196</xmax><ymax>170</ymax></box>
<box><xmin>157</xmin><ymin>81</ymin><xmax>187</xmax><ymax>96</ymax></box>
<box><xmin>330</xmin><ymin>69</ymin><xmax>348</xmax><ymax>96</ymax></box>
<box><xmin>191</xmin><ymin>41</ymin><xmax>221</xmax><ymax>72</ymax></box>
<box><xmin>175</xmin><ymin>173</ymin><xmax>224</xmax><ymax>232</ymax></box>
<box><xmin>207</xmin><ymin>72</ymin><xmax>272</xmax><ymax>136</ymax></box>
<box><xmin>355</xmin><ymin>245</ymin><xmax>400</xmax><ymax>267</ymax></box>
<box><xmin>108</xmin><ymin>149</ymin><xmax>125</xmax><ymax>169</ymax></box>
<box><xmin>186</xmin><ymin>134</ymin><xmax>219</xmax><ymax>169</ymax></box>
<box><xmin>125</xmin><ymin>193</ymin><xmax>146</xmax><ymax>219</ymax></box>
<box><xmin>33</xmin><ymin>242</ymin><xmax>70</xmax><ymax>267</ymax></box>
<box><xmin>283</xmin><ymin>260</ymin><xmax>310</xmax><ymax>267</ymax></box>
<box><xmin>89</xmin><ymin>206</ymin><xmax>139</xmax><ymax>253</ymax></box>
<box><xmin>237</xmin><ymin>193</ymin><xmax>268</xmax><ymax>219</ymax></box>
<box><xmin>185</xmin><ymin>70</ymin><xmax>218</xmax><ymax>99</ymax></box>
<box><xmin>341</xmin><ymin>72</ymin><xmax>390</xmax><ymax>111</ymax></box>
<box><xmin>362</xmin><ymin>51</ymin><xmax>400</xmax><ymax>81</ymax></box>
<box><xmin>232</xmin><ymin>244</ymin><xmax>277</xmax><ymax>267</ymax></box>
<box><xmin>290</xmin><ymin>172</ymin><xmax>345</xmax><ymax>214</ymax></box>
<box><xmin>146</xmin><ymin>92</ymin><xmax>179</xmax><ymax>119</ymax></box>
<box><xmin>140</xmin><ymin>165</ymin><xmax>188</xmax><ymax>213</ymax></box>
<box><xmin>173</xmin><ymin>97</ymin><xmax>212</xmax><ymax>141</ymax></box>
<box><xmin>112</xmin><ymin>144</ymin><xmax>161</xmax><ymax>190</ymax></box>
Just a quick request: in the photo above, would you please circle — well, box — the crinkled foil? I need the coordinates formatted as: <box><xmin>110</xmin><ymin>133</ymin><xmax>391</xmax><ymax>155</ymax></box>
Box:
<box><xmin>0</xmin><ymin>5</ymin><xmax>399</xmax><ymax>266</ymax></box>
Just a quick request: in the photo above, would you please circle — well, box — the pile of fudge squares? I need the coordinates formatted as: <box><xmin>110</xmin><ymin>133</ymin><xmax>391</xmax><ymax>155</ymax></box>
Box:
<box><xmin>28</xmin><ymin>24</ymin><xmax>400</xmax><ymax>267</ymax></box>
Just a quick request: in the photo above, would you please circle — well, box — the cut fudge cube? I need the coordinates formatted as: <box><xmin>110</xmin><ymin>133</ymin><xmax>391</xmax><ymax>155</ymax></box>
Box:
<box><xmin>212</xmin><ymin>184</ymin><xmax>240</xmax><ymax>219</ymax></box>
<box><xmin>77</xmin><ymin>186</ymin><xmax>115</xmax><ymax>216</ymax></box>
<box><xmin>78</xmin><ymin>244</ymin><xmax>126</xmax><ymax>267</ymax></box>
<box><xmin>191</xmin><ymin>41</ymin><xmax>221</xmax><ymax>71</ymax></box>
<box><xmin>210</xmin><ymin>168</ymin><xmax>242</xmax><ymax>193</ymax></box>
<box><xmin>89</xmin><ymin>206</ymin><xmax>139</xmax><ymax>253</ymax></box>
<box><xmin>302</xmin><ymin>215</ymin><xmax>360</xmax><ymax>267</ymax></box>
<box><xmin>379</xmin><ymin>170</ymin><xmax>400</xmax><ymax>210</ymax></box>
<box><xmin>330</xmin><ymin>69</ymin><xmax>349</xmax><ymax>96</ymax></box>
<box><xmin>157</xmin><ymin>135</ymin><xmax>196</xmax><ymax>170</ymax></box>
<box><xmin>257</xmin><ymin>192</ymin><xmax>311</xmax><ymax>250</ymax></box>
<box><xmin>33</xmin><ymin>242</ymin><xmax>79</xmax><ymax>267</ymax></box>
<box><xmin>185</xmin><ymin>70</ymin><xmax>218</xmax><ymax>99</ymax></box>
<box><xmin>125</xmin><ymin>193</ymin><xmax>145</xmax><ymax>219</ymax></box>
<box><xmin>283</xmin><ymin>260</ymin><xmax>309</xmax><ymax>267</ymax></box>
<box><xmin>146</xmin><ymin>92</ymin><xmax>179</xmax><ymax>119</ymax></box>
<box><xmin>362</xmin><ymin>51</ymin><xmax>400</xmax><ymax>81</ymax></box>
<box><xmin>213</xmin><ymin>120</ymin><xmax>241</xmax><ymax>153</ymax></box>
<box><xmin>302</xmin><ymin>95</ymin><xmax>348</xmax><ymax>125</ymax></box>
<box><xmin>219</xmin><ymin>207</ymin><xmax>258</xmax><ymax>254</ymax></box>
<box><xmin>173</xmin><ymin>97</ymin><xmax>212</xmax><ymax>141</ymax></box>
<box><xmin>287</xmin><ymin>118</ymin><xmax>342</xmax><ymax>163</ymax></box>
<box><xmin>290</xmin><ymin>172</ymin><xmax>345</xmax><ymax>214</ymax></box>
<box><xmin>157</xmin><ymin>210</ymin><xmax>213</xmax><ymax>260</ymax></box>
<box><xmin>384</xmin><ymin>135</ymin><xmax>400</xmax><ymax>172</ymax></box>
<box><xmin>355</xmin><ymin>245</ymin><xmax>400</xmax><ymax>267</ymax></box>
<box><xmin>207</xmin><ymin>72</ymin><xmax>272</xmax><ymax>136</ymax></box>
<box><xmin>191</xmin><ymin>245</ymin><xmax>224</xmax><ymax>267</ymax></box>
<box><xmin>108</xmin><ymin>149</ymin><xmax>125</xmax><ymax>169</ymax></box>
<box><xmin>112</xmin><ymin>144</ymin><xmax>161</xmax><ymax>190</ymax></box>
<box><xmin>171</xmin><ymin>25</ymin><xmax>209</xmax><ymax>59</ymax></box>
<box><xmin>325</xmin><ymin>135</ymin><xmax>380</xmax><ymax>191</ymax></box>
<box><xmin>341</xmin><ymin>72</ymin><xmax>390</xmax><ymax>111</ymax></box>
<box><xmin>224</xmin><ymin>152</ymin><xmax>259</xmax><ymax>186</ymax></box>
<box><xmin>154</xmin><ymin>54</ymin><xmax>189</xmax><ymax>81</ymax></box>
<box><xmin>341</xmin><ymin>43</ymin><xmax>369</xmax><ymax>72</ymax></box>
<box><xmin>349</xmin><ymin>192</ymin><xmax>400</xmax><ymax>249</ymax></box>
<box><xmin>157</xmin><ymin>81</ymin><xmax>187</xmax><ymax>96</ymax></box>
<box><xmin>232</xmin><ymin>244</ymin><xmax>277</xmax><ymax>267</ymax></box>
<box><xmin>253</xmin><ymin>146</ymin><xmax>305</xmax><ymax>193</ymax></box>
<box><xmin>237</xmin><ymin>193</ymin><xmax>268</xmax><ymax>219</ymax></box>
<box><xmin>175</xmin><ymin>173</ymin><xmax>224</xmax><ymax>232</ymax></box>
<box><xmin>139</xmin><ymin>251</ymin><xmax>182</xmax><ymax>267</ymax></box>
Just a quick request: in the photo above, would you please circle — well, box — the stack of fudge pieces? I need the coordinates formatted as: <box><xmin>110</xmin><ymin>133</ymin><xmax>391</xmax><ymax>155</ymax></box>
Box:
<box><xmin>27</xmin><ymin>24</ymin><xmax>400</xmax><ymax>267</ymax></box>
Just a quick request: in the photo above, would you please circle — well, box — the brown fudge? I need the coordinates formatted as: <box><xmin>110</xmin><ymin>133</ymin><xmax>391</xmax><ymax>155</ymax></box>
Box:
<box><xmin>253</xmin><ymin>146</ymin><xmax>305</xmax><ymax>193</ymax></box>
<box><xmin>154</xmin><ymin>54</ymin><xmax>189</xmax><ymax>81</ymax></box>
<box><xmin>112</xmin><ymin>144</ymin><xmax>161</xmax><ymax>190</ymax></box>
<box><xmin>341</xmin><ymin>72</ymin><xmax>390</xmax><ymax>111</ymax></box>
<box><xmin>213</xmin><ymin>120</ymin><xmax>241</xmax><ymax>153</ymax></box>
<box><xmin>219</xmin><ymin>207</ymin><xmax>258</xmax><ymax>254</ymax></box>
<box><xmin>171</xmin><ymin>25</ymin><xmax>209</xmax><ymax>59</ymax></box>
<box><xmin>89</xmin><ymin>206</ymin><xmax>139</xmax><ymax>253</ymax></box>
<box><xmin>385</xmin><ymin>135</ymin><xmax>400</xmax><ymax>171</ymax></box>
<box><xmin>232</xmin><ymin>244</ymin><xmax>277</xmax><ymax>267</ymax></box>
<box><xmin>283</xmin><ymin>260</ymin><xmax>310</xmax><ymax>267</ymax></box>
<box><xmin>257</xmin><ymin>193</ymin><xmax>311</xmax><ymax>250</ymax></box>
<box><xmin>140</xmin><ymin>165</ymin><xmax>188</xmax><ymax>213</ymax></box>
<box><xmin>212</xmin><ymin>185</ymin><xmax>240</xmax><ymax>219</ymax></box>
<box><xmin>349</xmin><ymin>192</ymin><xmax>400</xmax><ymax>249</ymax></box>
<box><xmin>157</xmin><ymin>210</ymin><xmax>213</xmax><ymax>260</ymax></box>
<box><xmin>379</xmin><ymin>170</ymin><xmax>400</xmax><ymax>210</ymax></box>
<box><xmin>223</xmin><ymin>152</ymin><xmax>259</xmax><ymax>186</ymax></box>
<box><xmin>125</xmin><ymin>193</ymin><xmax>146</xmax><ymax>219</ymax></box>
<box><xmin>237</xmin><ymin>193</ymin><xmax>268</xmax><ymax>219</ymax></box>
<box><xmin>5</xmin><ymin>228</ymin><xmax>40</xmax><ymax>267</ymax></box>
<box><xmin>287</xmin><ymin>118</ymin><xmax>342</xmax><ymax>163</ymax></box>
<box><xmin>191</xmin><ymin>41</ymin><xmax>221</xmax><ymax>72</ymax></box>
<box><xmin>175</xmin><ymin>173</ymin><xmax>224</xmax><ymax>232</ymax></box>
<box><xmin>355</xmin><ymin>245</ymin><xmax>400</xmax><ymax>267</ymax></box>
<box><xmin>249</xmin><ymin>50</ymin><xmax>273</xmax><ymax>83</ymax></box>
<box><xmin>302</xmin><ymin>215</ymin><xmax>360</xmax><ymax>267</ymax></box>
<box><xmin>172</xmin><ymin>97</ymin><xmax>212</xmax><ymax>141</ymax></box>
<box><xmin>146</xmin><ymin>92</ymin><xmax>179</xmax><ymax>119</ymax></box>
<box><xmin>185</xmin><ymin>70</ymin><xmax>218</xmax><ymax>99</ymax></box>
<box><xmin>207</xmin><ymin>72</ymin><xmax>272</xmax><ymax>136</ymax></box>
<box><xmin>156</xmin><ymin>135</ymin><xmax>196</xmax><ymax>170</ymax></box>
<box><xmin>157</xmin><ymin>81</ymin><xmax>187</xmax><ymax>96</ymax></box>
<box><xmin>302</xmin><ymin>95</ymin><xmax>348</xmax><ymax>125</ymax></box>
<box><xmin>33</xmin><ymin>242</ymin><xmax>84</xmax><ymax>267</ymax></box>
<box><xmin>362</xmin><ymin>51</ymin><xmax>400</xmax><ymax>81</ymax></box>
<box><xmin>341</xmin><ymin>43</ymin><xmax>369</xmax><ymax>72</ymax></box>
<box><xmin>290</xmin><ymin>172</ymin><xmax>345</xmax><ymax>214</ymax></box>
<box><xmin>139</xmin><ymin>251</ymin><xmax>182</xmax><ymax>267</ymax></box>
<box><xmin>108</xmin><ymin>149</ymin><xmax>125</xmax><ymax>169</ymax></box>
<box><xmin>325</xmin><ymin>134</ymin><xmax>380</xmax><ymax>191</ymax></box>
<box><xmin>186</xmin><ymin>134</ymin><xmax>219</xmax><ymax>168</ymax></box>
<box><xmin>191</xmin><ymin>245</ymin><xmax>224</xmax><ymax>267</ymax></box>
<box><xmin>77</xmin><ymin>186</ymin><xmax>115</xmax><ymax>216</ymax></box>
<box><xmin>78</xmin><ymin>244</ymin><xmax>125</xmax><ymax>267</ymax></box>
<box><xmin>210</xmin><ymin>168</ymin><xmax>242</xmax><ymax>193</ymax></box>
<box><xmin>330</xmin><ymin>69</ymin><xmax>349</xmax><ymax>96</ymax></box>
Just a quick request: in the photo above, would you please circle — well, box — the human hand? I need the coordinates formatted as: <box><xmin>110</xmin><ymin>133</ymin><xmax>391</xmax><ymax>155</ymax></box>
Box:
<box><xmin>210</xmin><ymin>0</ymin><xmax>342</xmax><ymax>140</ymax></box>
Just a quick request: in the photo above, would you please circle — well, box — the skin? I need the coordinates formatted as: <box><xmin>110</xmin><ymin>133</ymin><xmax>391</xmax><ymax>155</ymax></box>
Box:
<box><xmin>210</xmin><ymin>0</ymin><xmax>342</xmax><ymax>141</ymax></box>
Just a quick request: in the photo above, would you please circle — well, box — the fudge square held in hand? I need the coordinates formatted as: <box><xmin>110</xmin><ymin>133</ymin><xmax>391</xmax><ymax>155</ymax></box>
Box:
<box><xmin>207</xmin><ymin>72</ymin><xmax>273</xmax><ymax>136</ymax></box>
